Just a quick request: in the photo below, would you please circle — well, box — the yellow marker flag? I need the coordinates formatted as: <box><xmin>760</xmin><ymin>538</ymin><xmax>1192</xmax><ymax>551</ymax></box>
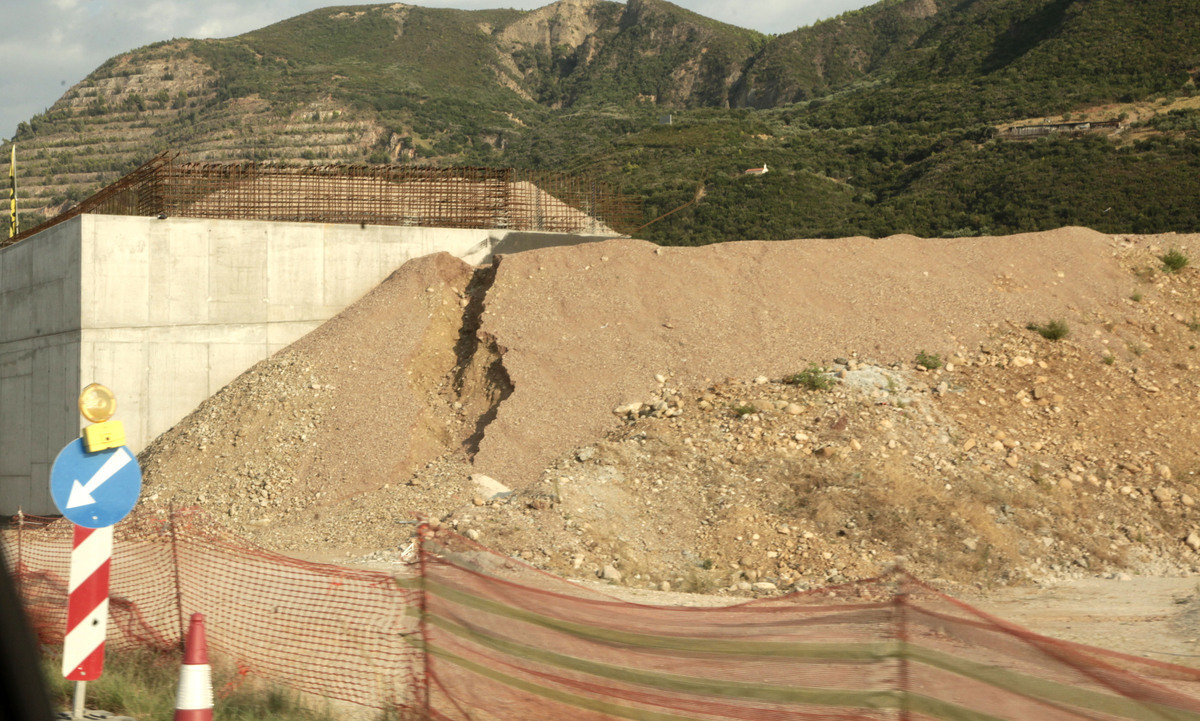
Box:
<box><xmin>8</xmin><ymin>145</ymin><xmax>17</xmax><ymax>239</ymax></box>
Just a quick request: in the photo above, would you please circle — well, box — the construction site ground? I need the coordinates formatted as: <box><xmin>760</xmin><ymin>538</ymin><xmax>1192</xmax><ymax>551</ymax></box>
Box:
<box><xmin>137</xmin><ymin>227</ymin><xmax>1200</xmax><ymax>662</ymax></box>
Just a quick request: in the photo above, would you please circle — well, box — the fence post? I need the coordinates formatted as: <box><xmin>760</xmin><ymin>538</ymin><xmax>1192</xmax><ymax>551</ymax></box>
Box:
<box><xmin>15</xmin><ymin>510</ymin><xmax>23</xmax><ymax>590</ymax></box>
<box><xmin>169</xmin><ymin>505</ymin><xmax>185</xmax><ymax>645</ymax></box>
<box><xmin>417</xmin><ymin>523</ymin><xmax>432</xmax><ymax>719</ymax></box>
<box><xmin>894</xmin><ymin>588</ymin><xmax>911</xmax><ymax>721</ymax></box>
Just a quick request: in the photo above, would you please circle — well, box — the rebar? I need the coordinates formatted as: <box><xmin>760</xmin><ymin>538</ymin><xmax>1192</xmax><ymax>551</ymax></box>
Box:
<box><xmin>2</xmin><ymin>152</ymin><xmax>641</xmax><ymax>246</ymax></box>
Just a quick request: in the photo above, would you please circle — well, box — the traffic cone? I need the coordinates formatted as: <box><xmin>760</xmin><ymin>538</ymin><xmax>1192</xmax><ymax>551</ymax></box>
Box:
<box><xmin>174</xmin><ymin>613</ymin><xmax>214</xmax><ymax>721</ymax></box>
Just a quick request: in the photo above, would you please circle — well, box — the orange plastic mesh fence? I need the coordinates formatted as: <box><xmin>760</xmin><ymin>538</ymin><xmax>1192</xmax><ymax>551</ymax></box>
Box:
<box><xmin>2</xmin><ymin>508</ymin><xmax>424</xmax><ymax>711</ymax></box>
<box><xmin>8</xmin><ymin>511</ymin><xmax>1200</xmax><ymax>720</ymax></box>
<box><xmin>417</xmin><ymin>528</ymin><xmax>1200</xmax><ymax>721</ymax></box>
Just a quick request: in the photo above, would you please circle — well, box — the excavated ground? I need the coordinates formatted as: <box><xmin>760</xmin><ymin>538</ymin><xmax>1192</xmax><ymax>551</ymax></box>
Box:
<box><xmin>138</xmin><ymin>228</ymin><xmax>1200</xmax><ymax>597</ymax></box>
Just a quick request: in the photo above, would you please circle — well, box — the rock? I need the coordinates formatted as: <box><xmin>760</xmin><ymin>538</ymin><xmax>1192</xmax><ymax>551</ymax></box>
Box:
<box><xmin>754</xmin><ymin>375</ymin><xmax>769</xmax><ymax>385</ymax></box>
<box><xmin>1005</xmin><ymin>454</ymin><xmax>1020</xmax><ymax>468</ymax></box>
<box><xmin>1184</xmin><ymin>495</ymin><xmax>1195</xmax><ymax>508</ymax></box>
<box><xmin>1157</xmin><ymin>464</ymin><xmax>1173</xmax><ymax>480</ymax></box>
<box><xmin>465</xmin><ymin>529</ymin><xmax>481</xmax><ymax>541</ymax></box>
<box><xmin>752</xmin><ymin>582</ymin><xmax>778</xmax><ymax>593</ymax></box>
<box><xmin>1032</xmin><ymin>385</ymin><xmax>1048</xmax><ymax>400</ymax></box>
<box><xmin>600</xmin><ymin>565</ymin><xmax>622</xmax><ymax>581</ymax></box>
<box><xmin>1153</xmin><ymin>487</ymin><xmax>1174</xmax><ymax>504</ymax></box>
<box><xmin>785</xmin><ymin>403</ymin><xmax>802</xmax><ymax>415</ymax></box>
<box><xmin>962</xmin><ymin>438</ymin><xmax>977</xmax><ymax>452</ymax></box>
<box><xmin>1187</xmin><ymin>533</ymin><xmax>1200</xmax><ymax>552</ymax></box>
<box><xmin>576</xmin><ymin>447</ymin><xmax>596</xmax><ymax>462</ymax></box>
<box><xmin>655</xmin><ymin>373</ymin><xmax>667</xmax><ymax>384</ymax></box>
<box><xmin>471</xmin><ymin>474</ymin><xmax>512</xmax><ymax>500</ymax></box>
<box><xmin>613</xmin><ymin>402</ymin><xmax>642</xmax><ymax>416</ymax></box>
<box><xmin>659</xmin><ymin>581</ymin><xmax>671</xmax><ymax>592</ymax></box>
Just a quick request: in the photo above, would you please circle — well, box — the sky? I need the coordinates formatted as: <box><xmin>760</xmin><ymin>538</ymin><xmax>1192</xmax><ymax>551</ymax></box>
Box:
<box><xmin>0</xmin><ymin>0</ymin><xmax>876</xmax><ymax>142</ymax></box>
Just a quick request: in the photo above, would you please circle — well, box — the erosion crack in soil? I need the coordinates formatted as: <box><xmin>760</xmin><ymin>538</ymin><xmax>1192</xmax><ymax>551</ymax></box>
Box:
<box><xmin>451</xmin><ymin>263</ymin><xmax>514</xmax><ymax>458</ymax></box>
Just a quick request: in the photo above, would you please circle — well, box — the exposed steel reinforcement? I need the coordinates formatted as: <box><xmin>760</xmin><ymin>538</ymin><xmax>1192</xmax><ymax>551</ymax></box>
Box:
<box><xmin>2</xmin><ymin>152</ymin><xmax>642</xmax><ymax>247</ymax></box>
<box><xmin>6</xmin><ymin>509</ymin><xmax>1200</xmax><ymax>720</ymax></box>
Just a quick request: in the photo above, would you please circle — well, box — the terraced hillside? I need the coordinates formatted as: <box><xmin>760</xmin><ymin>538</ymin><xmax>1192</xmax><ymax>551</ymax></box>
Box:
<box><xmin>5</xmin><ymin>0</ymin><xmax>1200</xmax><ymax>240</ymax></box>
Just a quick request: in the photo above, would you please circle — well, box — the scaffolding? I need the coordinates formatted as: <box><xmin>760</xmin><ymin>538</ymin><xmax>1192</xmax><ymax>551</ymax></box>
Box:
<box><xmin>2</xmin><ymin>152</ymin><xmax>642</xmax><ymax>247</ymax></box>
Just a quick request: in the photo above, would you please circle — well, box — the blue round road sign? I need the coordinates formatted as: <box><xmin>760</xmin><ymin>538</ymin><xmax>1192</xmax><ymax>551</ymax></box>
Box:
<box><xmin>50</xmin><ymin>439</ymin><xmax>142</xmax><ymax>528</ymax></box>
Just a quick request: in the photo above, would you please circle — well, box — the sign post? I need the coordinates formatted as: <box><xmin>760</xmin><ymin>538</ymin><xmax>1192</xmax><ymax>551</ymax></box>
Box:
<box><xmin>50</xmin><ymin>384</ymin><xmax>141</xmax><ymax>720</ymax></box>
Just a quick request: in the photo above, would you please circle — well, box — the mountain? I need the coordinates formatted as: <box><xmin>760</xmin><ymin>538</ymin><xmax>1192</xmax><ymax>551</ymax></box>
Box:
<box><xmin>5</xmin><ymin>0</ymin><xmax>1200</xmax><ymax>242</ymax></box>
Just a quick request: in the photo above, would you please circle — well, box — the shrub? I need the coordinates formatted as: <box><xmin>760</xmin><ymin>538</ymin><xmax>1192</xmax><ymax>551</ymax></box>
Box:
<box><xmin>1027</xmin><ymin>319</ymin><xmax>1070</xmax><ymax>341</ymax></box>
<box><xmin>1161</xmin><ymin>248</ymin><xmax>1190</xmax><ymax>273</ymax></box>
<box><xmin>914</xmin><ymin>350</ymin><xmax>942</xmax><ymax>369</ymax></box>
<box><xmin>784</xmin><ymin>364</ymin><xmax>836</xmax><ymax>391</ymax></box>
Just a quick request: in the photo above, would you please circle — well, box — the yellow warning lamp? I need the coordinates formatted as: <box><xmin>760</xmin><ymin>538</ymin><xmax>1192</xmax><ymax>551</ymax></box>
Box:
<box><xmin>79</xmin><ymin>383</ymin><xmax>126</xmax><ymax>452</ymax></box>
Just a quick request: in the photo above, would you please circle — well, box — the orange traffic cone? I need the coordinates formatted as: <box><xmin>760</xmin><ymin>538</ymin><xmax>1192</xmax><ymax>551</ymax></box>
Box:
<box><xmin>174</xmin><ymin>613</ymin><xmax>214</xmax><ymax>721</ymax></box>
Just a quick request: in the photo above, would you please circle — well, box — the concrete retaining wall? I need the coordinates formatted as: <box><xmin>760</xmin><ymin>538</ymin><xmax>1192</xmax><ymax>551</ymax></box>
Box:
<box><xmin>1</xmin><ymin>214</ymin><xmax>612</xmax><ymax>515</ymax></box>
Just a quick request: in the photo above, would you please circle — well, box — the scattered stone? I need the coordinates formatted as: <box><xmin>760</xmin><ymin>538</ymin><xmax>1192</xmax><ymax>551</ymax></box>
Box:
<box><xmin>471</xmin><ymin>474</ymin><xmax>512</xmax><ymax>500</ymax></box>
<box><xmin>600</xmin><ymin>565</ymin><xmax>622</xmax><ymax>581</ymax></box>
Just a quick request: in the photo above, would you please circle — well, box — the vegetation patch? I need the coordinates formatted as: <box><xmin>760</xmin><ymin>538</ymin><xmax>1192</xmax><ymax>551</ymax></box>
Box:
<box><xmin>1161</xmin><ymin>248</ymin><xmax>1191</xmax><ymax>273</ymax></box>
<box><xmin>784</xmin><ymin>364</ymin><xmax>836</xmax><ymax>391</ymax></box>
<box><xmin>1027</xmin><ymin>319</ymin><xmax>1070</xmax><ymax>341</ymax></box>
<box><xmin>914</xmin><ymin>350</ymin><xmax>942</xmax><ymax>370</ymax></box>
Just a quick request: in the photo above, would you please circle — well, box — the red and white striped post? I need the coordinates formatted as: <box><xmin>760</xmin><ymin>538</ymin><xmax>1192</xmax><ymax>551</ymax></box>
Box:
<box><xmin>63</xmin><ymin>523</ymin><xmax>113</xmax><ymax>718</ymax></box>
<box><xmin>174</xmin><ymin>612</ymin><xmax>214</xmax><ymax>721</ymax></box>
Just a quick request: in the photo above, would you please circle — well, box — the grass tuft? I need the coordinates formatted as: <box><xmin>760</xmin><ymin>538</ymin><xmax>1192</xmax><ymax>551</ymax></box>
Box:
<box><xmin>1026</xmin><ymin>319</ymin><xmax>1070</xmax><ymax>341</ymax></box>
<box><xmin>1160</xmin><ymin>248</ymin><xmax>1190</xmax><ymax>273</ymax></box>
<box><xmin>914</xmin><ymin>350</ymin><xmax>942</xmax><ymax>369</ymax></box>
<box><xmin>784</xmin><ymin>364</ymin><xmax>835</xmax><ymax>391</ymax></box>
<box><xmin>42</xmin><ymin>649</ymin><xmax>338</xmax><ymax>721</ymax></box>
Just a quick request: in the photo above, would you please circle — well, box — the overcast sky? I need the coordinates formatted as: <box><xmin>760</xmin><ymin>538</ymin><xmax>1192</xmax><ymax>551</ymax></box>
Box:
<box><xmin>1</xmin><ymin>0</ymin><xmax>876</xmax><ymax>141</ymax></box>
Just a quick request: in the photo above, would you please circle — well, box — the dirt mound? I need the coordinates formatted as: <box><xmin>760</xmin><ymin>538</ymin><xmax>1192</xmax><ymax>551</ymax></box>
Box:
<box><xmin>139</xmin><ymin>228</ymin><xmax>1200</xmax><ymax>593</ymax></box>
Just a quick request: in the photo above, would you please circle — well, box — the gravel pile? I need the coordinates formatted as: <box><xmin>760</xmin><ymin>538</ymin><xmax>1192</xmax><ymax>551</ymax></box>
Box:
<box><xmin>139</xmin><ymin>229</ymin><xmax>1200</xmax><ymax>594</ymax></box>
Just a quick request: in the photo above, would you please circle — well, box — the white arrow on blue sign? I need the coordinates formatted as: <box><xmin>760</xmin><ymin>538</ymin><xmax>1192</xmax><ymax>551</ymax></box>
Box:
<box><xmin>50</xmin><ymin>439</ymin><xmax>142</xmax><ymax>528</ymax></box>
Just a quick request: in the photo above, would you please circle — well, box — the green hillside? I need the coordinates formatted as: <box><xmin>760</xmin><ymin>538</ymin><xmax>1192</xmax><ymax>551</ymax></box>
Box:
<box><xmin>5</xmin><ymin>0</ymin><xmax>1200</xmax><ymax>243</ymax></box>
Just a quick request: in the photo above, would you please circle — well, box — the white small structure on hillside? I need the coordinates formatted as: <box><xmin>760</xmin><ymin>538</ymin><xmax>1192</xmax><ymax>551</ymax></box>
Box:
<box><xmin>744</xmin><ymin>164</ymin><xmax>769</xmax><ymax>176</ymax></box>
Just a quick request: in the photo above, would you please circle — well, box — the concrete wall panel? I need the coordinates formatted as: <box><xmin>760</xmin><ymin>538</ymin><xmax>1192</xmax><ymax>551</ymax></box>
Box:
<box><xmin>3</xmin><ymin>213</ymin><xmax>613</xmax><ymax>514</ymax></box>
<box><xmin>86</xmin><ymin>217</ymin><xmax>150</xmax><ymax>328</ymax></box>
<box><xmin>31</xmin><ymin>339</ymin><xmax>81</xmax><ymax>466</ymax></box>
<box><xmin>1</xmin><ymin>218</ymin><xmax>81</xmax><ymax>515</ymax></box>
<box><xmin>82</xmin><ymin>339</ymin><xmax>149</xmax><ymax>452</ymax></box>
<box><xmin>0</xmin><ymin>373</ymin><xmax>31</xmax><ymax>477</ymax></box>
<box><xmin>268</xmin><ymin>224</ymin><xmax>325</xmax><ymax>321</ymax></box>
<box><xmin>168</xmin><ymin>221</ymin><xmax>212</xmax><ymax>326</ymax></box>
<box><xmin>209</xmin><ymin>223</ymin><xmax>268</xmax><ymax>324</ymax></box>
<box><xmin>147</xmin><ymin>342</ymin><xmax>211</xmax><ymax>439</ymax></box>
